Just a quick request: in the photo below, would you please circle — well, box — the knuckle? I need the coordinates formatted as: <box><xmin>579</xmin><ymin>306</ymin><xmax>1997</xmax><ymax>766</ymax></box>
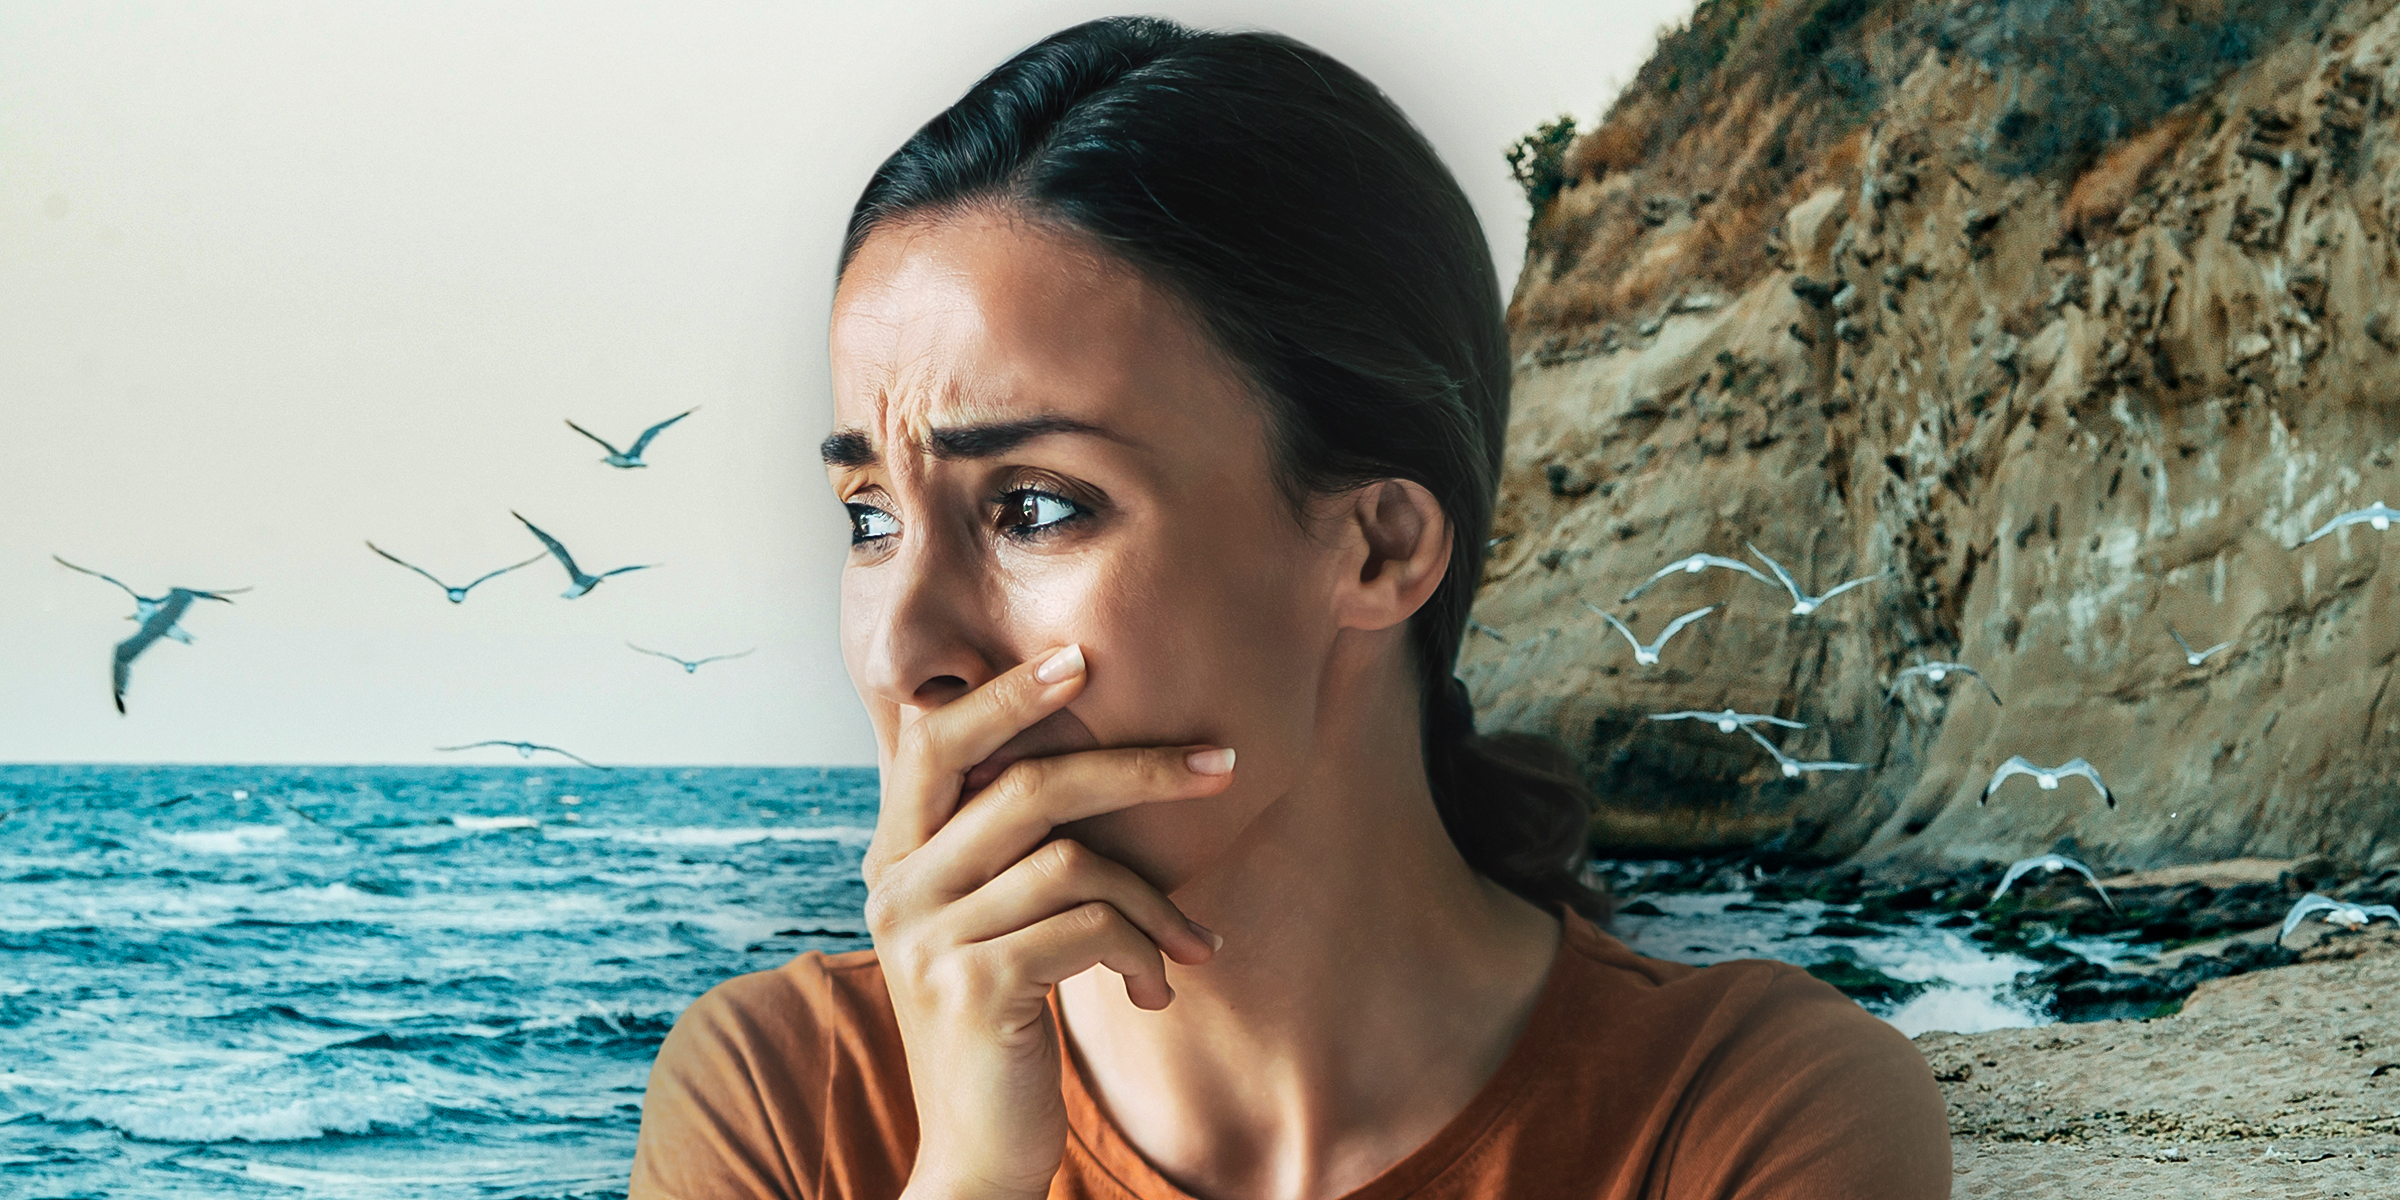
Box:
<box><xmin>991</xmin><ymin>757</ymin><xmax>1047</xmax><ymax>807</ymax></box>
<box><xmin>1066</xmin><ymin>899</ymin><xmax>1119</xmax><ymax>936</ymax></box>
<box><xmin>1036</xmin><ymin>838</ymin><xmax>1091</xmax><ymax>880</ymax></box>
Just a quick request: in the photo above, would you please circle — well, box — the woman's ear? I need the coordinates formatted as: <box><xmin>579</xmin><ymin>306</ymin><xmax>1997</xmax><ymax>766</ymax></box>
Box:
<box><xmin>1331</xmin><ymin>479</ymin><xmax>1452</xmax><ymax>632</ymax></box>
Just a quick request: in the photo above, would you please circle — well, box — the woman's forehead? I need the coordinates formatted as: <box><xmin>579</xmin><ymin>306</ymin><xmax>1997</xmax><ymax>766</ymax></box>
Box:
<box><xmin>828</xmin><ymin>213</ymin><xmax>1253</xmax><ymax>454</ymax></box>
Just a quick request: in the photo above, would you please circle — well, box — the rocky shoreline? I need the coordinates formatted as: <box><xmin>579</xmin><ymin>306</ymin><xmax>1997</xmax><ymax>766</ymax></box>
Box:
<box><xmin>1932</xmin><ymin>926</ymin><xmax>2400</xmax><ymax>1196</ymax></box>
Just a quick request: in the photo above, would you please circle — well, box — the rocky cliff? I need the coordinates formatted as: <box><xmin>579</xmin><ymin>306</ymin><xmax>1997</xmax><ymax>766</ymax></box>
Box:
<box><xmin>1468</xmin><ymin>0</ymin><xmax>2400</xmax><ymax>879</ymax></box>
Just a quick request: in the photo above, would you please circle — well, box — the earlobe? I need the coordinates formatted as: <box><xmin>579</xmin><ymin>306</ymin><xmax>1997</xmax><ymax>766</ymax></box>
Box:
<box><xmin>1335</xmin><ymin>480</ymin><xmax>1452</xmax><ymax>631</ymax></box>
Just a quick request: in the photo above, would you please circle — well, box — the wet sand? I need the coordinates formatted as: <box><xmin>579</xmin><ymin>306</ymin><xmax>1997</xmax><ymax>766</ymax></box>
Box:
<box><xmin>1923</xmin><ymin>926</ymin><xmax>2400</xmax><ymax>1196</ymax></box>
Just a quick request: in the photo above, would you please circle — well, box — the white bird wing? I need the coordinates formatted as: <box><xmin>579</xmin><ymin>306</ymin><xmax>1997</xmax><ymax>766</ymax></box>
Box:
<box><xmin>1702</xmin><ymin>555</ymin><xmax>1780</xmax><ymax>587</ymax></box>
<box><xmin>436</xmin><ymin>741</ymin><xmax>520</xmax><ymax>753</ymax></box>
<box><xmin>1991</xmin><ymin>856</ymin><xmax>2045</xmax><ymax>902</ymax></box>
<box><xmin>1983</xmin><ymin>755</ymin><xmax>2037</xmax><ymax>799</ymax></box>
<box><xmin>2199</xmin><ymin>640</ymin><xmax>2232</xmax><ymax>659</ymax></box>
<box><xmin>1654</xmin><ymin>605</ymin><xmax>1718</xmax><ymax>647</ymax></box>
<box><xmin>1962</xmin><ymin>665</ymin><xmax>2004</xmax><ymax>706</ymax></box>
<box><xmin>1745</xmin><ymin>542</ymin><xmax>1805</xmax><ymax>603</ymax></box>
<box><xmin>2059</xmin><ymin>758</ymin><xmax>2115</xmax><ymax>807</ymax></box>
<box><xmin>2167</xmin><ymin>625</ymin><xmax>2196</xmax><ymax>656</ymax></box>
<box><xmin>627</xmin><ymin>643</ymin><xmax>685</xmax><ymax>665</ymax></box>
<box><xmin>1624</xmin><ymin>557</ymin><xmax>1700</xmax><ymax>600</ymax></box>
<box><xmin>626</xmin><ymin>407</ymin><xmax>698</xmax><ymax>457</ymax></box>
<box><xmin>1813</xmin><ymin>570</ymin><xmax>1887</xmax><ymax>604</ymax></box>
<box><xmin>513</xmin><ymin>512</ymin><xmax>587</xmax><ymax>581</ymax></box>
<box><xmin>1750</xmin><ymin>714</ymin><xmax>1807</xmax><ymax>729</ymax></box>
<box><xmin>2282</xmin><ymin>893</ymin><xmax>2341</xmax><ymax>940</ymax></box>
<box><xmin>564</xmin><ymin>419</ymin><xmax>625</xmax><ymax>457</ymax></box>
<box><xmin>1741</xmin><ymin>724</ymin><xmax>1795</xmax><ymax>767</ymax></box>
<box><xmin>1647</xmin><ymin>711</ymin><xmax>1708</xmax><ymax>721</ymax></box>
<box><xmin>595</xmin><ymin>563</ymin><xmax>657</xmax><ymax>580</ymax></box>
<box><xmin>367</xmin><ymin>541</ymin><xmax>453</xmax><ymax>590</ymax></box>
<box><xmin>54</xmin><ymin>555</ymin><xmax>144</xmax><ymax>602</ymax></box>
<box><xmin>527</xmin><ymin>743</ymin><xmax>607</xmax><ymax>769</ymax></box>
<box><xmin>1583</xmin><ymin>602</ymin><xmax>1643</xmax><ymax>652</ymax></box>
<box><xmin>1797</xmin><ymin>759</ymin><xmax>1866</xmax><ymax>772</ymax></box>
<box><xmin>693</xmin><ymin>648</ymin><xmax>757</xmax><ymax>667</ymax></box>
<box><xmin>463</xmin><ymin>554</ymin><xmax>548</xmax><ymax>590</ymax></box>
<box><xmin>2360</xmin><ymin>904</ymin><xmax>2400</xmax><ymax>925</ymax></box>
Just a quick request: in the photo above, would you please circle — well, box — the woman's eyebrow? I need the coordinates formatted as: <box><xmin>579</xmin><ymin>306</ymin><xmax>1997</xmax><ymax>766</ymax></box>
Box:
<box><xmin>819</xmin><ymin>416</ymin><xmax>1134</xmax><ymax>467</ymax></box>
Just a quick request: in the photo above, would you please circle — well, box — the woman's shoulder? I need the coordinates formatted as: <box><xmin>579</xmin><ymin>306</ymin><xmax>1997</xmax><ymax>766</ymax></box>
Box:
<box><xmin>629</xmin><ymin>949</ymin><xmax>915</xmax><ymax>1200</ymax></box>
<box><xmin>1517</xmin><ymin>915</ymin><xmax>1952</xmax><ymax>1197</ymax></box>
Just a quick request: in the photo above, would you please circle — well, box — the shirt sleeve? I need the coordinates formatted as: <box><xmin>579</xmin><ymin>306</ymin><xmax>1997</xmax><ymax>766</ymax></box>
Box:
<box><xmin>1664</xmin><ymin>968</ymin><xmax>1954</xmax><ymax>1200</ymax></box>
<box><xmin>629</xmin><ymin>966</ymin><xmax>827</xmax><ymax>1200</ymax></box>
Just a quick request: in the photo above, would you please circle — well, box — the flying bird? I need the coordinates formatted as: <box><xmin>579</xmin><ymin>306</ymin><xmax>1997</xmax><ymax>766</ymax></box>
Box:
<box><xmin>1982</xmin><ymin>756</ymin><xmax>2114</xmax><ymax>808</ymax></box>
<box><xmin>436</xmin><ymin>740</ymin><xmax>609</xmax><ymax>769</ymax></box>
<box><xmin>2277</xmin><ymin>893</ymin><xmax>2400</xmax><ymax>943</ymax></box>
<box><xmin>366</xmin><ymin>542</ymin><xmax>544</xmax><ymax>604</ymax></box>
<box><xmin>2167</xmin><ymin>624</ymin><xmax>2232</xmax><ymax>667</ymax></box>
<box><xmin>1887</xmin><ymin>661</ymin><xmax>2003</xmax><ymax>706</ymax></box>
<box><xmin>1740</xmin><ymin>725</ymin><xmax>1866</xmax><ymax>778</ymax></box>
<box><xmin>1649</xmin><ymin>709</ymin><xmax>1806</xmax><ymax>734</ymax></box>
<box><xmin>513</xmin><ymin>512</ymin><xmax>655</xmax><ymax>598</ymax></box>
<box><xmin>111</xmin><ymin>588</ymin><xmax>238</xmax><ymax>714</ymax></box>
<box><xmin>1583</xmin><ymin>601</ymin><xmax>1716</xmax><ymax>666</ymax></box>
<box><xmin>628</xmin><ymin>643</ymin><xmax>755</xmax><ymax>674</ymax></box>
<box><xmin>1988</xmin><ymin>853</ymin><xmax>2115</xmax><ymax>912</ymax></box>
<box><xmin>1745</xmin><ymin>542</ymin><xmax>1887</xmax><ymax>616</ymax></box>
<box><xmin>1467</xmin><ymin>620</ymin><xmax>1508</xmax><ymax>644</ymax></box>
<box><xmin>1622</xmin><ymin>553</ymin><xmax>1778</xmax><ymax>602</ymax></box>
<box><xmin>2300</xmin><ymin>501</ymin><xmax>2400</xmax><ymax>545</ymax></box>
<box><xmin>565</xmin><ymin>407</ymin><xmax>697</xmax><ymax>469</ymax></box>
<box><xmin>55</xmin><ymin>556</ymin><xmax>248</xmax><ymax>645</ymax></box>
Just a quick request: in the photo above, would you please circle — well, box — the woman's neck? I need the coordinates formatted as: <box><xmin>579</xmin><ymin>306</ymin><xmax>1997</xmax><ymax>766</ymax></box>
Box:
<box><xmin>1054</xmin><ymin>659</ymin><xmax>1562</xmax><ymax>1200</ymax></box>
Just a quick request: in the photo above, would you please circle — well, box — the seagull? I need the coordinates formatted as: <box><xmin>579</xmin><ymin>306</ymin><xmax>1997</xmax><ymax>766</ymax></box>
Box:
<box><xmin>2300</xmin><ymin>501</ymin><xmax>2400</xmax><ymax>545</ymax></box>
<box><xmin>1887</xmin><ymin>661</ymin><xmax>2004</xmax><ymax>705</ymax></box>
<box><xmin>55</xmin><ymin>556</ymin><xmax>249</xmax><ymax>645</ymax></box>
<box><xmin>436</xmin><ymin>740</ymin><xmax>609</xmax><ymax>769</ymax></box>
<box><xmin>1982</xmin><ymin>756</ymin><xmax>2114</xmax><ymax>808</ymax></box>
<box><xmin>366</xmin><ymin>542</ymin><xmax>544</xmax><ymax>604</ymax></box>
<box><xmin>111</xmin><ymin>588</ymin><xmax>238</xmax><ymax>714</ymax></box>
<box><xmin>1622</xmin><ymin>553</ymin><xmax>1778</xmax><ymax>601</ymax></box>
<box><xmin>1988</xmin><ymin>853</ymin><xmax>2115</xmax><ymax>912</ymax></box>
<box><xmin>628</xmin><ymin>643</ymin><xmax>755</xmax><ymax>674</ymax></box>
<box><xmin>1745</xmin><ymin>542</ymin><xmax>1887</xmax><ymax>615</ymax></box>
<box><xmin>1583</xmin><ymin>601</ymin><xmax>1716</xmax><ymax>666</ymax></box>
<box><xmin>565</xmin><ymin>407</ymin><xmax>697</xmax><ymax>469</ymax></box>
<box><xmin>513</xmin><ymin>512</ymin><xmax>655</xmax><ymax>599</ymax></box>
<box><xmin>1740</xmin><ymin>724</ymin><xmax>1866</xmax><ymax>778</ymax></box>
<box><xmin>2277</xmin><ymin>893</ymin><xmax>2400</xmax><ymax>943</ymax></box>
<box><xmin>2167</xmin><ymin>624</ymin><xmax>2232</xmax><ymax>667</ymax></box>
<box><xmin>1650</xmin><ymin>709</ymin><xmax>1807</xmax><ymax>734</ymax></box>
<box><xmin>1467</xmin><ymin>620</ymin><xmax>1508</xmax><ymax>643</ymax></box>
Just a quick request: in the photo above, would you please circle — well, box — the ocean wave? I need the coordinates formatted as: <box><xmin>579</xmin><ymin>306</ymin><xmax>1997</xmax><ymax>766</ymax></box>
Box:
<box><xmin>547</xmin><ymin>824</ymin><xmax>872</xmax><ymax>847</ymax></box>
<box><xmin>63</xmin><ymin>1089</ymin><xmax>431</xmax><ymax>1143</ymax></box>
<box><xmin>158</xmin><ymin>825</ymin><xmax>291</xmax><ymax>855</ymax></box>
<box><xmin>449</xmin><ymin>815</ymin><xmax>541</xmax><ymax>831</ymax></box>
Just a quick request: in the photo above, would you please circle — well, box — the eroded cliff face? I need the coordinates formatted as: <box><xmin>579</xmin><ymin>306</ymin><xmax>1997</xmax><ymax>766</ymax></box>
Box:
<box><xmin>1470</xmin><ymin>0</ymin><xmax>2400</xmax><ymax>876</ymax></box>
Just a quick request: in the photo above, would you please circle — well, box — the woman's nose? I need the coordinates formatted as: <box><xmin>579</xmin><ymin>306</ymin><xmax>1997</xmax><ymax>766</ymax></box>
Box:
<box><xmin>854</xmin><ymin>525</ymin><xmax>1002</xmax><ymax>713</ymax></box>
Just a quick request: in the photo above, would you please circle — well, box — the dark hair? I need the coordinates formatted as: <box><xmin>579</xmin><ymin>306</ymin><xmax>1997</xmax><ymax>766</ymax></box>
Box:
<box><xmin>841</xmin><ymin>16</ymin><xmax>1606</xmax><ymax>921</ymax></box>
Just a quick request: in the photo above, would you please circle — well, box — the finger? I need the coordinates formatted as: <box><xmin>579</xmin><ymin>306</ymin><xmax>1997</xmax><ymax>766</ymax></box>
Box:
<box><xmin>869</xmin><ymin>644</ymin><xmax>1090</xmax><ymax>864</ymax></box>
<box><xmin>948</xmin><ymin>837</ymin><xmax>1219</xmax><ymax>966</ymax></box>
<box><xmin>985</xmin><ymin>900</ymin><xmax>1175</xmax><ymax>1011</ymax></box>
<box><xmin>918</xmin><ymin>744</ymin><xmax>1236</xmax><ymax>892</ymax></box>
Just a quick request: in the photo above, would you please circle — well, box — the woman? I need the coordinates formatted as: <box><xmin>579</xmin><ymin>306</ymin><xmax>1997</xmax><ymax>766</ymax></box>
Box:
<box><xmin>631</xmin><ymin>17</ymin><xmax>1949</xmax><ymax>1200</ymax></box>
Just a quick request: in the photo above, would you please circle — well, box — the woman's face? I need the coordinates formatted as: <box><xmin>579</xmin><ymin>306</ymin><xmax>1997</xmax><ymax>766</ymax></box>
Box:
<box><xmin>825</xmin><ymin>210</ymin><xmax>1347</xmax><ymax>891</ymax></box>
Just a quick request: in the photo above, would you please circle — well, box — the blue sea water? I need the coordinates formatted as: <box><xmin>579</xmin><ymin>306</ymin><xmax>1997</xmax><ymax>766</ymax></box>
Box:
<box><xmin>0</xmin><ymin>764</ymin><xmax>879</xmax><ymax>1200</ymax></box>
<box><xmin>1</xmin><ymin>764</ymin><xmax>2102</xmax><ymax>1200</ymax></box>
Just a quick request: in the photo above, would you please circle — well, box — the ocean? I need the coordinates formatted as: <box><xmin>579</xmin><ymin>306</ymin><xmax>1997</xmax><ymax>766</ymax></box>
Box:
<box><xmin>1</xmin><ymin>764</ymin><xmax>2104</xmax><ymax>1199</ymax></box>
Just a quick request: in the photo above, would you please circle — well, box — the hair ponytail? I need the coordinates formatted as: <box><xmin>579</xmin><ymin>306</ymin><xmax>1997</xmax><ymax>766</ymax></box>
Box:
<box><xmin>844</xmin><ymin>15</ymin><xmax>1609</xmax><ymax>923</ymax></box>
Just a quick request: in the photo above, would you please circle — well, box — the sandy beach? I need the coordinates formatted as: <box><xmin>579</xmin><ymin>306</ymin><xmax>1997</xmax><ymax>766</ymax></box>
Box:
<box><xmin>1927</xmin><ymin>926</ymin><xmax>2400</xmax><ymax>1196</ymax></box>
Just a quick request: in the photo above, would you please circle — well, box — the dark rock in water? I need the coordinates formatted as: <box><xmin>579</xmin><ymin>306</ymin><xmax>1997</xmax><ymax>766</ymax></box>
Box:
<box><xmin>2029</xmin><ymin>939</ymin><xmax>2299</xmax><ymax>1023</ymax></box>
<box><xmin>1617</xmin><ymin>899</ymin><xmax>1667</xmax><ymax>917</ymax></box>
<box><xmin>1809</xmin><ymin>921</ymin><xmax>1882</xmax><ymax>938</ymax></box>
<box><xmin>1804</xmin><ymin>949</ymin><xmax>1928</xmax><ymax>1006</ymax></box>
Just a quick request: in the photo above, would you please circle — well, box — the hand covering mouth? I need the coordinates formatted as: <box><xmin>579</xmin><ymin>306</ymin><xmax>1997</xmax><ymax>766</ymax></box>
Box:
<box><xmin>961</xmin><ymin>707</ymin><xmax>1102</xmax><ymax>795</ymax></box>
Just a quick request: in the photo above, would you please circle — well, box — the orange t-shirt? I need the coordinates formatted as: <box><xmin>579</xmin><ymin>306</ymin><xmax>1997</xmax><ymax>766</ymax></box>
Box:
<box><xmin>628</xmin><ymin>912</ymin><xmax>1951</xmax><ymax>1200</ymax></box>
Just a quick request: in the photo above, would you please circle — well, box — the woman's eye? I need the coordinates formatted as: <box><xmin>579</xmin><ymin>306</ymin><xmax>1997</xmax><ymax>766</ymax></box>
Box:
<box><xmin>847</xmin><ymin>503</ymin><xmax>899</xmax><ymax>545</ymax></box>
<box><xmin>999</xmin><ymin>489</ymin><xmax>1084</xmax><ymax>537</ymax></box>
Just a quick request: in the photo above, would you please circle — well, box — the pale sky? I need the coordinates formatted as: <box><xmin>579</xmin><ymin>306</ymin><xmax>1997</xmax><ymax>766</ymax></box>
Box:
<box><xmin>0</xmin><ymin>0</ymin><xmax>1692</xmax><ymax>765</ymax></box>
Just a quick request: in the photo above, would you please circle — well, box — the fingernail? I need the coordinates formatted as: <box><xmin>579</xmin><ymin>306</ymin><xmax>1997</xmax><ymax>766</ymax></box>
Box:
<box><xmin>1186</xmin><ymin>918</ymin><xmax>1224</xmax><ymax>952</ymax></box>
<box><xmin>1035</xmin><ymin>644</ymin><xmax>1085</xmax><ymax>684</ymax></box>
<box><xmin>1185</xmin><ymin>747</ymin><xmax>1236</xmax><ymax>776</ymax></box>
